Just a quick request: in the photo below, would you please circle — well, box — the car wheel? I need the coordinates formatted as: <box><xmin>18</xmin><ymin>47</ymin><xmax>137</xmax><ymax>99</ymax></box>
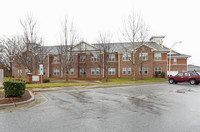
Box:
<box><xmin>190</xmin><ymin>79</ymin><xmax>196</xmax><ymax>85</ymax></box>
<box><xmin>169</xmin><ymin>79</ymin><xmax>174</xmax><ymax>84</ymax></box>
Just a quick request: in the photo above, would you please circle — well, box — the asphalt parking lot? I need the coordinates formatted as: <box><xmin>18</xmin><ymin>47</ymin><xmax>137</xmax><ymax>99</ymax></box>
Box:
<box><xmin>0</xmin><ymin>82</ymin><xmax>200</xmax><ymax>132</ymax></box>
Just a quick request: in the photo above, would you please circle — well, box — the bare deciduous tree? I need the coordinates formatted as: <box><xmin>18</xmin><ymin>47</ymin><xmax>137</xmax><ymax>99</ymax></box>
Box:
<box><xmin>121</xmin><ymin>12</ymin><xmax>149</xmax><ymax>80</ymax></box>
<box><xmin>57</xmin><ymin>16</ymin><xmax>79</xmax><ymax>81</ymax></box>
<box><xmin>0</xmin><ymin>36</ymin><xmax>21</xmax><ymax>77</ymax></box>
<box><xmin>96</xmin><ymin>32</ymin><xmax>112</xmax><ymax>82</ymax></box>
<box><xmin>20</xmin><ymin>14</ymin><xmax>43</xmax><ymax>74</ymax></box>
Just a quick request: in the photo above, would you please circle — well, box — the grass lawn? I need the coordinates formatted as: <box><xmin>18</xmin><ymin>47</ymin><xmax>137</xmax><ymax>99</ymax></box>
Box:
<box><xmin>97</xmin><ymin>78</ymin><xmax>167</xmax><ymax>85</ymax></box>
<box><xmin>26</xmin><ymin>82</ymin><xmax>92</xmax><ymax>88</ymax></box>
<box><xmin>4</xmin><ymin>77</ymin><xmax>27</xmax><ymax>82</ymax></box>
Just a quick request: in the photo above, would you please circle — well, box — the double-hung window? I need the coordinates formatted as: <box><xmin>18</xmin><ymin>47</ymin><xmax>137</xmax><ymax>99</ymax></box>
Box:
<box><xmin>122</xmin><ymin>67</ymin><xmax>126</xmax><ymax>74</ymax></box>
<box><xmin>67</xmin><ymin>55</ymin><xmax>73</xmax><ymax>62</ymax></box>
<box><xmin>123</xmin><ymin>53</ymin><xmax>131</xmax><ymax>61</ymax></box>
<box><xmin>80</xmin><ymin>55</ymin><xmax>86</xmax><ymax>62</ymax></box>
<box><xmin>173</xmin><ymin>58</ymin><xmax>177</xmax><ymax>64</ymax></box>
<box><xmin>96</xmin><ymin>68</ymin><xmax>100</xmax><ymax>75</ymax></box>
<box><xmin>154</xmin><ymin>53</ymin><xmax>161</xmax><ymax>60</ymax></box>
<box><xmin>54</xmin><ymin>68</ymin><xmax>60</xmax><ymax>75</ymax></box>
<box><xmin>80</xmin><ymin>68</ymin><xmax>86</xmax><ymax>75</ymax></box>
<box><xmin>128</xmin><ymin>67</ymin><xmax>131</xmax><ymax>74</ymax></box>
<box><xmin>109</xmin><ymin>54</ymin><xmax>115</xmax><ymax>62</ymax></box>
<box><xmin>91</xmin><ymin>54</ymin><xmax>99</xmax><ymax>62</ymax></box>
<box><xmin>18</xmin><ymin>69</ymin><xmax>22</xmax><ymax>76</ymax></box>
<box><xmin>91</xmin><ymin>68</ymin><xmax>95</xmax><ymax>75</ymax></box>
<box><xmin>70</xmin><ymin>68</ymin><xmax>74</xmax><ymax>75</ymax></box>
<box><xmin>54</xmin><ymin>56</ymin><xmax>59</xmax><ymax>63</ymax></box>
<box><xmin>155</xmin><ymin>67</ymin><xmax>162</xmax><ymax>74</ymax></box>
<box><xmin>108</xmin><ymin>68</ymin><xmax>115</xmax><ymax>75</ymax></box>
<box><xmin>144</xmin><ymin>67</ymin><xmax>148</xmax><ymax>74</ymax></box>
<box><xmin>139</xmin><ymin>53</ymin><xmax>148</xmax><ymax>61</ymax></box>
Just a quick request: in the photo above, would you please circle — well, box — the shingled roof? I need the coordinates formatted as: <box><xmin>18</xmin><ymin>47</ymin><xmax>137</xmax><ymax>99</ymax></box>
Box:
<box><xmin>92</xmin><ymin>42</ymin><xmax>169</xmax><ymax>52</ymax></box>
<box><xmin>43</xmin><ymin>41</ymin><xmax>190</xmax><ymax>58</ymax></box>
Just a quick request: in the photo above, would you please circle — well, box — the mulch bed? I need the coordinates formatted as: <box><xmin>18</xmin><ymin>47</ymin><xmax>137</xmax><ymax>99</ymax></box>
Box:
<box><xmin>0</xmin><ymin>91</ymin><xmax>31</xmax><ymax>105</ymax></box>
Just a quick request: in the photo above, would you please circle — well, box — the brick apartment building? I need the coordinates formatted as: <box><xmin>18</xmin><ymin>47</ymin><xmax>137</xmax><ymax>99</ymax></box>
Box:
<box><xmin>12</xmin><ymin>36</ymin><xmax>190</xmax><ymax>79</ymax></box>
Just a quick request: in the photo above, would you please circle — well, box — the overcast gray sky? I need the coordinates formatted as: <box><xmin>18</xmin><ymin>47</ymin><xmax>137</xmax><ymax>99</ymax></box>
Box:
<box><xmin>0</xmin><ymin>0</ymin><xmax>199</xmax><ymax>65</ymax></box>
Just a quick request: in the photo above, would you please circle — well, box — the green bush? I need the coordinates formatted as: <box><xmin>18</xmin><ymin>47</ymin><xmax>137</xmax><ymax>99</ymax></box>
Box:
<box><xmin>3</xmin><ymin>81</ymin><xmax>26</xmax><ymax>98</ymax></box>
<box><xmin>161</xmin><ymin>72</ymin><xmax>166</xmax><ymax>78</ymax></box>
<box><xmin>26</xmin><ymin>81</ymin><xmax>31</xmax><ymax>84</ymax></box>
<box><xmin>43</xmin><ymin>78</ymin><xmax>50</xmax><ymax>83</ymax></box>
<box><xmin>155</xmin><ymin>71</ymin><xmax>159</xmax><ymax>78</ymax></box>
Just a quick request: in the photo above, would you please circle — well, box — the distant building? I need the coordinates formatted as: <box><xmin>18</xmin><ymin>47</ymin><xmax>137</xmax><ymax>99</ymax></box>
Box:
<box><xmin>188</xmin><ymin>64</ymin><xmax>200</xmax><ymax>72</ymax></box>
<box><xmin>12</xmin><ymin>36</ymin><xmax>190</xmax><ymax>79</ymax></box>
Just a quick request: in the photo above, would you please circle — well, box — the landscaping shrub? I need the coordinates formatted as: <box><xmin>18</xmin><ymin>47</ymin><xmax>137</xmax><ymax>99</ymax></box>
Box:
<box><xmin>3</xmin><ymin>81</ymin><xmax>26</xmax><ymax>97</ymax></box>
<box><xmin>43</xmin><ymin>78</ymin><xmax>50</xmax><ymax>83</ymax></box>
<box><xmin>155</xmin><ymin>71</ymin><xmax>159</xmax><ymax>78</ymax></box>
<box><xmin>161</xmin><ymin>72</ymin><xmax>166</xmax><ymax>78</ymax></box>
<box><xmin>26</xmin><ymin>81</ymin><xmax>31</xmax><ymax>84</ymax></box>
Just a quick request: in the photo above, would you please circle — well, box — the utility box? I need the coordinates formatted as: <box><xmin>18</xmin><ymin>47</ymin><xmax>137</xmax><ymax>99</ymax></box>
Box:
<box><xmin>0</xmin><ymin>69</ymin><xmax>3</xmax><ymax>83</ymax></box>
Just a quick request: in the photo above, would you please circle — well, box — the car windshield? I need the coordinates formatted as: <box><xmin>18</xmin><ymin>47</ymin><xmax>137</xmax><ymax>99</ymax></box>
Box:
<box><xmin>192</xmin><ymin>72</ymin><xmax>200</xmax><ymax>76</ymax></box>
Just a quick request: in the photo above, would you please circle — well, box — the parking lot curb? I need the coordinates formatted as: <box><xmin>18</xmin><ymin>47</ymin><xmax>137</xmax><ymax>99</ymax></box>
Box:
<box><xmin>0</xmin><ymin>91</ymin><xmax>35</xmax><ymax>108</ymax></box>
<box><xmin>31</xmin><ymin>82</ymin><xmax>168</xmax><ymax>92</ymax></box>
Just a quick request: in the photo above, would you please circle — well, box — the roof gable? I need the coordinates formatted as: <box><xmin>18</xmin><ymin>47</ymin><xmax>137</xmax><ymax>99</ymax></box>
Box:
<box><xmin>72</xmin><ymin>41</ymin><xmax>98</xmax><ymax>51</ymax></box>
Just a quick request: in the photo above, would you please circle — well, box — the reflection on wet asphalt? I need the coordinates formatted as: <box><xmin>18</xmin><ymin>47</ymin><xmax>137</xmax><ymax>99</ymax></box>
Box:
<box><xmin>1</xmin><ymin>82</ymin><xmax>200</xmax><ymax>132</ymax></box>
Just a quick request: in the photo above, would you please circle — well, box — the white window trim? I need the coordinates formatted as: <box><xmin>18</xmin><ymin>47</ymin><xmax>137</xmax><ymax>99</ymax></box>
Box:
<box><xmin>122</xmin><ymin>67</ymin><xmax>126</xmax><ymax>74</ymax></box>
<box><xmin>154</xmin><ymin>67</ymin><xmax>162</xmax><ymax>74</ymax></box>
<box><xmin>91</xmin><ymin>68</ymin><xmax>95</xmax><ymax>75</ymax></box>
<box><xmin>144</xmin><ymin>67</ymin><xmax>148</xmax><ymax>75</ymax></box>
<box><xmin>108</xmin><ymin>54</ymin><xmax>115</xmax><ymax>62</ymax></box>
<box><xmin>128</xmin><ymin>67</ymin><xmax>131</xmax><ymax>75</ymax></box>
<box><xmin>54</xmin><ymin>68</ymin><xmax>60</xmax><ymax>76</ymax></box>
<box><xmin>108</xmin><ymin>68</ymin><xmax>116</xmax><ymax>75</ymax></box>
<box><xmin>91</xmin><ymin>55</ymin><xmax>99</xmax><ymax>62</ymax></box>
<box><xmin>139</xmin><ymin>53</ymin><xmax>148</xmax><ymax>61</ymax></box>
<box><xmin>96</xmin><ymin>68</ymin><xmax>100</xmax><ymax>75</ymax></box>
<box><xmin>80</xmin><ymin>55</ymin><xmax>86</xmax><ymax>62</ymax></box>
<box><xmin>54</xmin><ymin>56</ymin><xmax>60</xmax><ymax>63</ymax></box>
<box><xmin>70</xmin><ymin>68</ymin><xmax>74</xmax><ymax>75</ymax></box>
<box><xmin>154</xmin><ymin>53</ymin><xmax>162</xmax><ymax>60</ymax></box>
<box><xmin>122</xmin><ymin>53</ymin><xmax>131</xmax><ymax>61</ymax></box>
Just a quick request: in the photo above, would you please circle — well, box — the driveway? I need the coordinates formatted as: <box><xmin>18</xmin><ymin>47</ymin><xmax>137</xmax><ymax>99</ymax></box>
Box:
<box><xmin>0</xmin><ymin>82</ymin><xmax>200</xmax><ymax>132</ymax></box>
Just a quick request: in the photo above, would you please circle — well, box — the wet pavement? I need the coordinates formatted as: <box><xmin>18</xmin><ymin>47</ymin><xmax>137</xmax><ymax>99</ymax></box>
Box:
<box><xmin>0</xmin><ymin>82</ymin><xmax>200</xmax><ymax>132</ymax></box>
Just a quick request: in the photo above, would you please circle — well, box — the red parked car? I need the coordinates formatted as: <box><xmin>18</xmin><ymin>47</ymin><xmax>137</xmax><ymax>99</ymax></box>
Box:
<box><xmin>168</xmin><ymin>72</ymin><xmax>200</xmax><ymax>85</ymax></box>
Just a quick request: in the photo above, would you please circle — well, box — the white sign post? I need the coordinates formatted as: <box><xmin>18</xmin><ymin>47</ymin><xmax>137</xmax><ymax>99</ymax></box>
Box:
<box><xmin>39</xmin><ymin>64</ymin><xmax>43</xmax><ymax>87</ymax></box>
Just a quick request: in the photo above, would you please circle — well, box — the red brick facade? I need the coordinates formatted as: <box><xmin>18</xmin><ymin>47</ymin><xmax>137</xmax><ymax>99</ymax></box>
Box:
<box><xmin>12</xmin><ymin>43</ymin><xmax>189</xmax><ymax>79</ymax></box>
